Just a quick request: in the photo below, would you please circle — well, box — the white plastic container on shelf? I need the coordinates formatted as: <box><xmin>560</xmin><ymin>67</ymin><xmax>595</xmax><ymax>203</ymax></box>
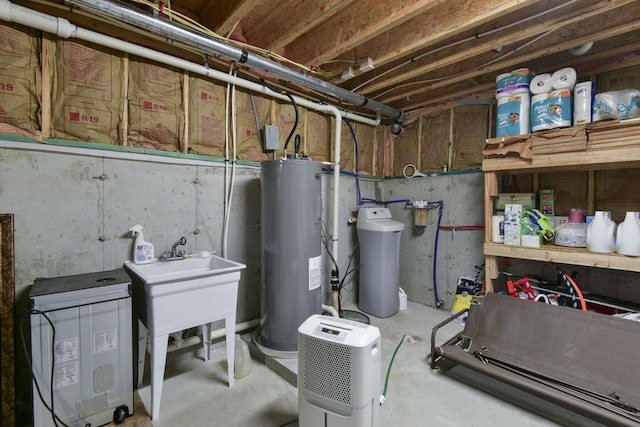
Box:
<box><xmin>587</xmin><ymin>211</ymin><xmax>617</xmax><ymax>253</ymax></box>
<box><xmin>616</xmin><ymin>212</ymin><xmax>640</xmax><ymax>256</ymax></box>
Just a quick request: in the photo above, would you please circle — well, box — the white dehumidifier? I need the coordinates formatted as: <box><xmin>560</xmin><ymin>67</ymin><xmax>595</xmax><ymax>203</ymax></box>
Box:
<box><xmin>298</xmin><ymin>314</ymin><xmax>381</xmax><ymax>427</ymax></box>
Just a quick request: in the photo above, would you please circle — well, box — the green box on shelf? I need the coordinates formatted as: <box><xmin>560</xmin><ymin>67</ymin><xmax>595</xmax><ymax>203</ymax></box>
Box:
<box><xmin>540</xmin><ymin>189</ymin><xmax>555</xmax><ymax>215</ymax></box>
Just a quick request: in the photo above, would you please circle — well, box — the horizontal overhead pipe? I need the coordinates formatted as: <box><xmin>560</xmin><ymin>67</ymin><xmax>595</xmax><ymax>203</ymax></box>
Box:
<box><xmin>64</xmin><ymin>0</ymin><xmax>403</xmax><ymax>126</ymax></box>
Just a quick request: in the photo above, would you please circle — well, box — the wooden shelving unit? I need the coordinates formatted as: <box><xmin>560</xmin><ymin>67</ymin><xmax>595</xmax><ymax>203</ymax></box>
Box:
<box><xmin>483</xmin><ymin>121</ymin><xmax>640</xmax><ymax>292</ymax></box>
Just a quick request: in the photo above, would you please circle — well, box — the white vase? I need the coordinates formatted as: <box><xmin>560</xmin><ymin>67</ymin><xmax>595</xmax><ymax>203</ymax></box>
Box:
<box><xmin>587</xmin><ymin>211</ymin><xmax>616</xmax><ymax>253</ymax></box>
<box><xmin>616</xmin><ymin>212</ymin><xmax>640</xmax><ymax>256</ymax></box>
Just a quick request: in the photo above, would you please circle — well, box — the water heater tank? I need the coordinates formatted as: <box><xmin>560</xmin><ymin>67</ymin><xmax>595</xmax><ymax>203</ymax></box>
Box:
<box><xmin>259</xmin><ymin>158</ymin><xmax>323</xmax><ymax>352</ymax></box>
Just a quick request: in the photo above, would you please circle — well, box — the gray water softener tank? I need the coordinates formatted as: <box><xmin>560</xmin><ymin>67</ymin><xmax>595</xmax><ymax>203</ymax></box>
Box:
<box><xmin>259</xmin><ymin>158</ymin><xmax>323</xmax><ymax>352</ymax></box>
<box><xmin>357</xmin><ymin>207</ymin><xmax>405</xmax><ymax>318</ymax></box>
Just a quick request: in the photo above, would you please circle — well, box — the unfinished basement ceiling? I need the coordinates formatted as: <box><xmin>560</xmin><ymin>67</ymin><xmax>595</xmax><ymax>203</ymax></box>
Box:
<box><xmin>11</xmin><ymin>0</ymin><xmax>640</xmax><ymax>118</ymax></box>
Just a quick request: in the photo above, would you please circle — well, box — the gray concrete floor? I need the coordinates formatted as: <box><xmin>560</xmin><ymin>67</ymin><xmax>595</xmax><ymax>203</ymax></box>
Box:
<box><xmin>134</xmin><ymin>301</ymin><xmax>603</xmax><ymax>426</ymax></box>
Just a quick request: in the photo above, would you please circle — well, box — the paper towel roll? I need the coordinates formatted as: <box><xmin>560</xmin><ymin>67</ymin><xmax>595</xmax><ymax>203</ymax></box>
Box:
<box><xmin>573</xmin><ymin>81</ymin><xmax>594</xmax><ymax>125</ymax></box>
<box><xmin>551</xmin><ymin>67</ymin><xmax>577</xmax><ymax>90</ymax></box>
<box><xmin>492</xmin><ymin>215</ymin><xmax>505</xmax><ymax>243</ymax></box>
<box><xmin>530</xmin><ymin>73</ymin><xmax>553</xmax><ymax>94</ymax></box>
<box><xmin>496</xmin><ymin>93</ymin><xmax>531</xmax><ymax>137</ymax></box>
<box><xmin>531</xmin><ymin>90</ymin><xmax>572</xmax><ymax>132</ymax></box>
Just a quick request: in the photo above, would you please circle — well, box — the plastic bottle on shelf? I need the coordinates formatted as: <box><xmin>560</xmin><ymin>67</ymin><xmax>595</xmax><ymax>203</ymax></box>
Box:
<box><xmin>586</xmin><ymin>211</ymin><xmax>616</xmax><ymax>253</ymax></box>
<box><xmin>616</xmin><ymin>212</ymin><xmax>640</xmax><ymax>256</ymax></box>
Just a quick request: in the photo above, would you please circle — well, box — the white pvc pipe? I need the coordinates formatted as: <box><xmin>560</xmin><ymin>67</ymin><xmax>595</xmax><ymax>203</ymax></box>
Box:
<box><xmin>322</xmin><ymin>304</ymin><xmax>340</xmax><ymax>318</ymax></box>
<box><xmin>165</xmin><ymin>318</ymin><xmax>260</xmax><ymax>353</ymax></box>
<box><xmin>0</xmin><ymin>0</ymin><xmax>363</xmax><ymax>305</ymax></box>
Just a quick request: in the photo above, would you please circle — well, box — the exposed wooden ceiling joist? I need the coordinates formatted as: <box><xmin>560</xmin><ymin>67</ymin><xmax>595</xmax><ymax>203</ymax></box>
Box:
<box><xmin>9</xmin><ymin>0</ymin><xmax>640</xmax><ymax>116</ymax></box>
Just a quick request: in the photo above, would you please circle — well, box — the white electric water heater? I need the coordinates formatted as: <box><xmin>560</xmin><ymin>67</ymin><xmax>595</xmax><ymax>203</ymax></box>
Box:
<box><xmin>298</xmin><ymin>315</ymin><xmax>381</xmax><ymax>427</ymax></box>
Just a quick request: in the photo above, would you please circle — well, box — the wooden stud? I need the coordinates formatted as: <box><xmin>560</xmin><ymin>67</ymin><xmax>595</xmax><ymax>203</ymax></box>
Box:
<box><xmin>588</xmin><ymin>170</ymin><xmax>595</xmax><ymax>215</ymax></box>
<box><xmin>40</xmin><ymin>34</ymin><xmax>52</xmax><ymax>139</ymax></box>
<box><xmin>121</xmin><ymin>54</ymin><xmax>129</xmax><ymax>146</ymax></box>
<box><xmin>416</xmin><ymin>115</ymin><xmax>423</xmax><ymax>171</ymax></box>
<box><xmin>182</xmin><ymin>71</ymin><xmax>189</xmax><ymax>154</ymax></box>
<box><xmin>0</xmin><ymin>214</ymin><xmax>15</xmax><ymax>427</ymax></box>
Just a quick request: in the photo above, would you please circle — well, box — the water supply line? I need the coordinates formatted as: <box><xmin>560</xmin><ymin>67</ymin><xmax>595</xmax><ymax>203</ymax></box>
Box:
<box><xmin>62</xmin><ymin>0</ymin><xmax>404</xmax><ymax>127</ymax></box>
<box><xmin>432</xmin><ymin>201</ymin><xmax>445</xmax><ymax>308</ymax></box>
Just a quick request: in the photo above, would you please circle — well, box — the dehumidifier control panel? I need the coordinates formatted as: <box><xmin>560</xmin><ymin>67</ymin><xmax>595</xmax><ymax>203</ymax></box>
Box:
<box><xmin>313</xmin><ymin>324</ymin><xmax>348</xmax><ymax>342</ymax></box>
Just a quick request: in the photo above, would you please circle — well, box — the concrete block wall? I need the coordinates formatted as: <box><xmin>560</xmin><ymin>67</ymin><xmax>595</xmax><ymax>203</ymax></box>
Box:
<box><xmin>2</xmin><ymin>139</ymin><xmax>485</xmax><ymax>323</ymax></box>
<box><xmin>1</xmin><ymin>139</ymin><xmax>485</xmax><ymax>420</ymax></box>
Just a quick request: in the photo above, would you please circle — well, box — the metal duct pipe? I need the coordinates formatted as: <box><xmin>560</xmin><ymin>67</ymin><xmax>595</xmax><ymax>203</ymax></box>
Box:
<box><xmin>66</xmin><ymin>0</ymin><xmax>404</xmax><ymax>126</ymax></box>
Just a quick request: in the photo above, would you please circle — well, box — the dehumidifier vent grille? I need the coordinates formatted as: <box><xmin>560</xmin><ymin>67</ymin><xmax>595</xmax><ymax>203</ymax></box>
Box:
<box><xmin>303</xmin><ymin>335</ymin><xmax>352</xmax><ymax>405</ymax></box>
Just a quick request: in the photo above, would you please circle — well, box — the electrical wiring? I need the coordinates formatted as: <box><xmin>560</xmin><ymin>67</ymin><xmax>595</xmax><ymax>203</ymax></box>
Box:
<box><xmin>129</xmin><ymin>0</ymin><xmax>316</xmax><ymax>74</ymax></box>
<box><xmin>337</xmin><ymin>242</ymin><xmax>359</xmax><ymax>315</ymax></box>
<box><xmin>372</xmin><ymin>27</ymin><xmax>559</xmax><ymax>101</ymax></box>
<box><xmin>248</xmin><ymin>90</ymin><xmax>264</xmax><ymax>148</ymax></box>
<box><xmin>320</xmin><ymin>220</ymin><xmax>340</xmax><ymax>278</ymax></box>
<box><xmin>20</xmin><ymin>311</ymin><xmax>70</xmax><ymax>427</ymax></box>
<box><xmin>222</xmin><ymin>65</ymin><xmax>238</xmax><ymax>258</ymax></box>
<box><xmin>261</xmin><ymin>79</ymin><xmax>299</xmax><ymax>154</ymax></box>
<box><xmin>353</xmin><ymin>0</ymin><xmax>578</xmax><ymax>92</ymax></box>
<box><xmin>344</xmin><ymin>118</ymin><xmax>363</xmax><ymax>206</ymax></box>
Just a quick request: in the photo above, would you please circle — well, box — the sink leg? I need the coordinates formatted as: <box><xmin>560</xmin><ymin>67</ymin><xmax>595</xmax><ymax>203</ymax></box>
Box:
<box><xmin>137</xmin><ymin>321</ymin><xmax>148</xmax><ymax>388</ymax></box>
<box><xmin>226</xmin><ymin>316</ymin><xmax>235</xmax><ymax>387</ymax></box>
<box><xmin>201</xmin><ymin>323</ymin><xmax>212</xmax><ymax>362</ymax></box>
<box><xmin>150</xmin><ymin>334</ymin><xmax>168</xmax><ymax>420</ymax></box>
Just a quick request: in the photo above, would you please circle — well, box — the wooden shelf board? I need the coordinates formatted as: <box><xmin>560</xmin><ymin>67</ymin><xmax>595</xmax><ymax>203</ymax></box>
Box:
<box><xmin>483</xmin><ymin>147</ymin><xmax>640</xmax><ymax>173</ymax></box>
<box><xmin>484</xmin><ymin>243</ymin><xmax>640</xmax><ymax>272</ymax></box>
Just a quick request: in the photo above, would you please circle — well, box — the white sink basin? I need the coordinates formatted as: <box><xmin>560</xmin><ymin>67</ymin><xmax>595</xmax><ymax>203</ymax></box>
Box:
<box><xmin>123</xmin><ymin>255</ymin><xmax>245</xmax><ymax>285</ymax></box>
<box><xmin>122</xmin><ymin>255</ymin><xmax>246</xmax><ymax>420</ymax></box>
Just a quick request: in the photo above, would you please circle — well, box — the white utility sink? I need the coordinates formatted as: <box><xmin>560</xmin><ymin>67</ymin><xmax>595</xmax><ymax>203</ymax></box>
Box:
<box><xmin>124</xmin><ymin>255</ymin><xmax>246</xmax><ymax>420</ymax></box>
<box><xmin>124</xmin><ymin>255</ymin><xmax>242</xmax><ymax>285</ymax></box>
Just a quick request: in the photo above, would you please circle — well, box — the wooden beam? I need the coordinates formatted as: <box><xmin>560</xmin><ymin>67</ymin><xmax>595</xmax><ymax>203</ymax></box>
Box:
<box><xmin>403</xmin><ymin>82</ymin><xmax>495</xmax><ymax>114</ymax></box>
<box><xmin>201</xmin><ymin>0</ymin><xmax>262</xmax><ymax>38</ymax></box>
<box><xmin>285</xmin><ymin>0</ymin><xmax>447</xmax><ymax>66</ymax></box>
<box><xmin>353</xmin><ymin>0</ymin><xmax>538</xmax><ymax>85</ymax></box>
<box><xmin>379</xmin><ymin>18</ymin><xmax>640</xmax><ymax>104</ymax></box>
<box><xmin>244</xmin><ymin>0</ymin><xmax>355</xmax><ymax>52</ymax></box>
<box><xmin>359</xmin><ymin>0</ymin><xmax>636</xmax><ymax>95</ymax></box>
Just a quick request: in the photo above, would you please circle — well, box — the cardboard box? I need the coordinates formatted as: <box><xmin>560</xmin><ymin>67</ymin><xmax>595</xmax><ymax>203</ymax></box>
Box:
<box><xmin>497</xmin><ymin>193</ymin><xmax>536</xmax><ymax>211</ymax></box>
<box><xmin>521</xmin><ymin>234</ymin><xmax>542</xmax><ymax>248</ymax></box>
<box><xmin>540</xmin><ymin>189</ymin><xmax>555</xmax><ymax>215</ymax></box>
<box><xmin>547</xmin><ymin>216</ymin><xmax>569</xmax><ymax>229</ymax></box>
<box><xmin>504</xmin><ymin>203</ymin><xmax>522</xmax><ymax>246</ymax></box>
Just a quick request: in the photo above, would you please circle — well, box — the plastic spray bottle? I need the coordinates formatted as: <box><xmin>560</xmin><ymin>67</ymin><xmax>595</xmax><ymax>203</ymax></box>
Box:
<box><xmin>129</xmin><ymin>224</ymin><xmax>155</xmax><ymax>264</ymax></box>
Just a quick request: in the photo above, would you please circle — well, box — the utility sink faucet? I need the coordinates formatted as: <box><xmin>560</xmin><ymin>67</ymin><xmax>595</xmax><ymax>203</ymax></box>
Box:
<box><xmin>161</xmin><ymin>236</ymin><xmax>187</xmax><ymax>260</ymax></box>
<box><xmin>171</xmin><ymin>236</ymin><xmax>187</xmax><ymax>258</ymax></box>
